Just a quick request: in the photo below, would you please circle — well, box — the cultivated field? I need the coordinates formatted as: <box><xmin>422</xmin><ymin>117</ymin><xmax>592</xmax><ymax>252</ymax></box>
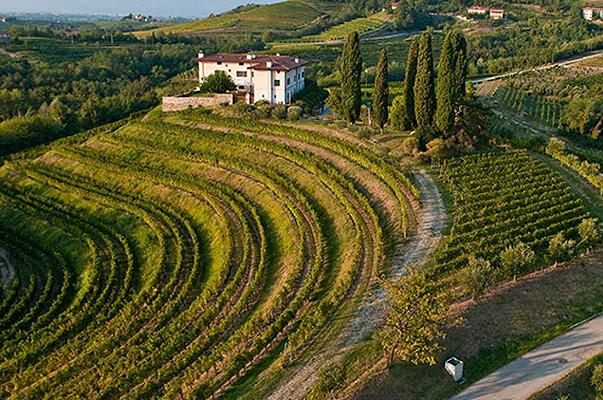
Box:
<box><xmin>134</xmin><ymin>0</ymin><xmax>332</xmax><ymax>37</ymax></box>
<box><xmin>435</xmin><ymin>150</ymin><xmax>589</xmax><ymax>275</ymax></box>
<box><xmin>0</xmin><ymin>108</ymin><xmax>417</xmax><ymax>399</ymax></box>
<box><xmin>294</xmin><ymin>11</ymin><xmax>389</xmax><ymax>42</ymax></box>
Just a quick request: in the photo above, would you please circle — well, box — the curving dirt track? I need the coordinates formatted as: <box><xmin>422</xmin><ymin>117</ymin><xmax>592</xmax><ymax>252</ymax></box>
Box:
<box><xmin>266</xmin><ymin>168</ymin><xmax>448</xmax><ymax>400</ymax></box>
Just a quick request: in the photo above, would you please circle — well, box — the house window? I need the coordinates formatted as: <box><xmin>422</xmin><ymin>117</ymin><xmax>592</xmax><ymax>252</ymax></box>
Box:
<box><xmin>302</xmin><ymin>71</ymin><xmax>305</xmax><ymax>78</ymax></box>
<box><xmin>287</xmin><ymin>78</ymin><xmax>291</xmax><ymax>85</ymax></box>
<box><xmin>217</xmin><ymin>62</ymin><xmax>222</xmax><ymax>65</ymax></box>
<box><xmin>274</xmin><ymin>79</ymin><xmax>280</xmax><ymax>87</ymax></box>
<box><xmin>238</xmin><ymin>85</ymin><xmax>245</xmax><ymax>90</ymax></box>
<box><xmin>239</xmin><ymin>62</ymin><xmax>244</xmax><ymax>66</ymax></box>
<box><xmin>236</xmin><ymin>71</ymin><xmax>247</xmax><ymax>77</ymax></box>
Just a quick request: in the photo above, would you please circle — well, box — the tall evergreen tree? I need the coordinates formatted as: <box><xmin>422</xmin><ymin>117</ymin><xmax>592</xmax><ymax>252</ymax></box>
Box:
<box><xmin>372</xmin><ymin>49</ymin><xmax>389</xmax><ymax>131</ymax></box>
<box><xmin>435</xmin><ymin>31</ymin><xmax>456</xmax><ymax>137</ymax></box>
<box><xmin>414</xmin><ymin>31</ymin><xmax>436</xmax><ymax>128</ymax></box>
<box><xmin>400</xmin><ymin>37</ymin><xmax>419</xmax><ymax>129</ymax></box>
<box><xmin>450</xmin><ymin>30</ymin><xmax>468</xmax><ymax>107</ymax></box>
<box><xmin>339</xmin><ymin>32</ymin><xmax>363</xmax><ymax>123</ymax></box>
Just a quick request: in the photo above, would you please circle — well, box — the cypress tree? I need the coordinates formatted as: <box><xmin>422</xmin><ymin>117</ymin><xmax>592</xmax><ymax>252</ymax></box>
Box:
<box><xmin>400</xmin><ymin>37</ymin><xmax>419</xmax><ymax>129</ymax></box>
<box><xmin>339</xmin><ymin>32</ymin><xmax>363</xmax><ymax>123</ymax></box>
<box><xmin>372</xmin><ymin>49</ymin><xmax>389</xmax><ymax>131</ymax></box>
<box><xmin>451</xmin><ymin>30</ymin><xmax>468</xmax><ymax>106</ymax></box>
<box><xmin>435</xmin><ymin>31</ymin><xmax>455</xmax><ymax>137</ymax></box>
<box><xmin>414</xmin><ymin>31</ymin><xmax>436</xmax><ymax>128</ymax></box>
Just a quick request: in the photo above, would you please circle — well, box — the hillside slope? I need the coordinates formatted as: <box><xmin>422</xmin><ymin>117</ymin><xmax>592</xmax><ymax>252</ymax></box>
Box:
<box><xmin>134</xmin><ymin>0</ymin><xmax>341</xmax><ymax>37</ymax></box>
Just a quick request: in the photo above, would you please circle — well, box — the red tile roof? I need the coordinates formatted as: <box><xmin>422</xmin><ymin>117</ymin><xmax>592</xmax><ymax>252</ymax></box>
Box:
<box><xmin>197</xmin><ymin>53</ymin><xmax>310</xmax><ymax>71</ymax></box>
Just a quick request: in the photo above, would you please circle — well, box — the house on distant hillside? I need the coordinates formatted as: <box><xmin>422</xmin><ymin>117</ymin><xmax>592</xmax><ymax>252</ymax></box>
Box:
<box><xmin>489</xmin><ymin>9</ymin><xmax>505</xmax><ymax>19</ymax></box>
<box><xmin>583</xmin><ymin>7</ymin><xmax>603</xmax><ymax>20</ymax></box>
<box><xmin>467</xmin><ymin>6</ymin><xmax>488</xmax><ymax>15</ymax></box>
<box><xmin>0</xmin><ymin>31</ymin><xmax>11</xmax><ymax>44</ymax></box>
<box><xmin>197</xmin><ymin>52</ymin><xmax>309</xmax><ymax>104</ymax></box>
<box><xmin>0</xmin><ymin>16</ymin><xmax>6</xmax><ymax>23</ymax></box>
<box><xmin>390</xmin><ymin>2</ymin><xmax>399</xmax><ymax>11</ymax></box>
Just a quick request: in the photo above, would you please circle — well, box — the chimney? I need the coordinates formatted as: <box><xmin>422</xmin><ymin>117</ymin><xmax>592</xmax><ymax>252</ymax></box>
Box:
<box><xmin>198</xmin><ymin>50</ymin><xmax>204</xmax><ymax>59</ymax></box>
<box><xmin>295</xmin><ymin>58</ymin><xmax>299</xmax><ymax>64</ymax></box>
<box><xmin>266</xmin><ymin>61</ymin><xmax>273</xmax><ymax>68</ymax></box>
<box><xmin>276</xmin><ymin>53</ymin><xmax>281</xmax><ymax>56</ymax></box>
<box><xmin>246</xmin><ymin>54</ymin><xmax>253</xmax><ymax>60</ymax></box>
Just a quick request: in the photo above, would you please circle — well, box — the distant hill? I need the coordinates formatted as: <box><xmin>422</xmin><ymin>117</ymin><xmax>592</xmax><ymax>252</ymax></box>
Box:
<box><xmin>133</xmin><ymin>0</ymin><xmax>344</xmax><ymax>37</ymax></box>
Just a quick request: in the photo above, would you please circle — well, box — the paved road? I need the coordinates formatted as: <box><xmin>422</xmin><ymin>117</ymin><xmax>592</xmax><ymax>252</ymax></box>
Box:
<box><xmin>470</xmin><ymin>49</ymin><xmax>603</xmax><ymax>83</ymax></box>
<box><xmin>452</xmin><ymin>314</ymin><xmax>603</xmax><ymax>400</ymax></box>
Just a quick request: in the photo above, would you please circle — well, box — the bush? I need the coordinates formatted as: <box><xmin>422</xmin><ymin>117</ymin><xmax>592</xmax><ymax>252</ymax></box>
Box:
<box><xmin>548</xmin><ymin>232</ymin><xmax>576</xmax><ymax>262</ymax></box>
<box><xmin>592</xmin><ymin>364</ymin><xmax>603</xmax><ymax>399</ymax></box>
<box><xmin>465</xmin><ymin>255</ymin><xmax>493</xmax><ymax>299</ymax></box>
<box><xmin>579</xmin><ymin>218</ymin><xmax>600</xmax><ymax>248</ymax></box>
<box><xmin>499</xmin><ymin>242</ymin><xmax>534</xmax><ymax>280</ymax></box>
<box><xmin>200</xmin><ymin>71</ymin><xmax>236</xmax><ymax>94</ymax></box>
<box><xmin>271</xmin><ymin>105</ymin><xmax>287</xmax><ymax>120</ymax></box>
<box><xmin>426</xmin><ymin>138</ymin><xmax>455</xmax><ymax>161</ymax></box>
<box><xmin>401</xmin><ymin>137</ymin><xmax>419</xmax><ymax>155</ymax></box>
<box><xmin>287</xmin><ymin>106</ymin><xmax>303</xmax><ymax>121</ymax></box>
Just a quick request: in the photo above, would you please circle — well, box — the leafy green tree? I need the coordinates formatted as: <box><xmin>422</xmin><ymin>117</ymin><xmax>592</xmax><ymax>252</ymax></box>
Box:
<box><xmin>435</xmin><ymin>31</ymin><xmax>456</xmax><ymax>137</ymax></box>
<box><xmin>380</xmin><ymin>272</ymin><xmax>451</xmax><ymax>366</ymax></box>
<box><xmin>414</xmin><ymin>31</ymin><xmax>436</xmax><ymax>129</ymax></box>
<box><xmin>392</xmin><ymin>37</ymin><xmax>418</xmax><ymax>130</ymax></box>
<box><xmin>548</xmin><ymin>232</ymin><xmax>576</xmax><ymax>262</ymax></box>
<box><xmin>372</xmin><ymin>49</ymin><xmax>389</xmax><ymax>131</ymax></box>
<box><xmin>199</xmin><ymin>71</ymin><xmax>236</xmax><ymax>93</ymax></box>
<box><xmin>499</xmin><ymin>242</ymin><xmax>535</xmax><ymax>280</ymax></box>
<box><xmin>578</xmin><ymin>218</ymin><xmax>600</xmax><ymax>249</ymax></box>
<box><xmin>336</xmin><ymin>31</ymin><xmax>363</xmax><ymax>123</ymax></box>
<box><xmin>465</xmin><ymin>255</ymin><xmax>493</xmax><ymax>299</ymax></box>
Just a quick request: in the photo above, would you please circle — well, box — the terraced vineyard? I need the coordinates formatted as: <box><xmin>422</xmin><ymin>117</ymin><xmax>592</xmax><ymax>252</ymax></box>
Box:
<box><xmin>0</xmin><ymin>108</ymin><xmax>417</xmax><ymax>399</ymax></box>
<box><xmin>434</xmin><ymin>150</ymin><xmax>589</xmax><ymax>275</ymax></box>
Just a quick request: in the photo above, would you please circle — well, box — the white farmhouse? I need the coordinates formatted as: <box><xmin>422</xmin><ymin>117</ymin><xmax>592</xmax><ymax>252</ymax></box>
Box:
<box><xmin>197</xmin><ymin>51</ymin><xmax>309</xmax><ymax>104</ymax></box>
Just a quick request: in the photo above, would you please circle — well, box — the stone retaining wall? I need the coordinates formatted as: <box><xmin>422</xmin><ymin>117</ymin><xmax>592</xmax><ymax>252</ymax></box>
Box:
<box><xmin>162</xmin><ymin>93</ymin><xmax>234</xmax><ymax>112</ymax></box>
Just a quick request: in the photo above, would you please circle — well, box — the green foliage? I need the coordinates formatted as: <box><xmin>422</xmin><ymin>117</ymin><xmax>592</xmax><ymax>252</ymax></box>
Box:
<box><xmin>548</xmin><ymin>232</ymin><xmax>576</xmax><ymax>262</ymax></box>
<box><xmin>0</xmin><ymin>115</ymin><xmax>64</xmax><ymax>156</ymax></box>
<box><xmin>401</xmin><ymin>136</ymin><xmax>419</xmax><ymax>155</ymax></box>
<box><xmin>593</xmin><ymin>364</ymin><xmax>603</xmax><ymax>399</ymax></box>
<box><xmin>465</xmin><ymin>255</ymin><xmax>493</xmax><ymax>299</ymax></box>
<box><xmin>426</xmin><ymin>138</ymin><xmax>455</xmax><ymax>160</ymax></box>
<box><xmin>578</xmin><ymin>218</ymin><xmax>600</xmax><ymax>248</ymax></box>
<box><xmin>435</xmin><ymin>31</ymin><xmax>456</xmax><ymax>137</ymax></box>
<box><xmin>336</xmin><ymin>31</ymin><xmax>363</xmax><ymax>123</ymax></box>
<box><xmin>287</xmin><ymin>105</ymin><xmax>303</xmax><ymax>121</ymax></box>
<box><xmin>392</xmin><ymin>38</ymin><xmax>418</xmax><ymax>130</ymax></box>
<box><xmin>199</xmin><ymin>71</ymin><xmax>236</xmax><ymax>94</ymax></box>
<box><xmin>546</xmin><ymin>138</ymin><xmax>603</xmax><ymax>195</ymax></box>
<box><xmin>371</xmin><ymin>49</ymin><xmax>389</xmax><ymax>130</ymax></box>
<box><xmin>560</xmin><ymin>95</ymin><xmax>603</xmax><ymax>139</ymax></box>
<box><xmin>414</xmin><ymin>31</ymin><xmax>435</xmax><ymax>129</ymax></box>
<box><xmin>499</xmin><ymin>242</ymin><xmax>535</xmax><ymax>280</ymax></box>
<box><xmin>380</xmin><ymin>272</ymin><xmax>451</xmax><ymax>366</ymax></box>
<box><xmin>437</xmin><ymin>150</ymin><xmax>589</xmax><ymax>277</ymax></box>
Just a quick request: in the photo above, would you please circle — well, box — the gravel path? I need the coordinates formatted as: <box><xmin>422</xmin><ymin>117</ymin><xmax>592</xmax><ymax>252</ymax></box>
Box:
<box><xmin>0</xmin><ymin>248</ymin><xmax>15</xmax><ymax>290</ymax></box>
<box><xmin>267</xmin><ymin>168</ymin><xmax>447</xmax><ymax>400</ymax></box>
<box><xmin>452</xmin><ymin>314</ymin><xmax>603</xmax><ymax>400</ymax></box>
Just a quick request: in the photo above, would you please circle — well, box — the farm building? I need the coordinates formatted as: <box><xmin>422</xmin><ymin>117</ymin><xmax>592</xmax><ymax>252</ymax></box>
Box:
<box><xmin>0</xmin><ymin>31</ymin><xmax>11</xmax><ymax>44</ymax></box>
<box><xmin>197</xmin><ymin>52</ymin><xmax>309</xmax><ymax>105</ymax></box>
<box><xmin>583</xmin><ymin>7</ymin><xmax>603</xmax><ymax>20</ymax></box>
<box><xmin>390</xmin><ymin>2</ymin><xmax>399</xmax><ymax>10</ymax></box>
<box><xmin>467</xmin><ymin>6</ymin><xmax>488</xmax><ymax>15</ymax></box>
<box><xmin>489</xmin><ymin>9</ymin><xmax>505</xmax><ymax>19</ymax></box>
